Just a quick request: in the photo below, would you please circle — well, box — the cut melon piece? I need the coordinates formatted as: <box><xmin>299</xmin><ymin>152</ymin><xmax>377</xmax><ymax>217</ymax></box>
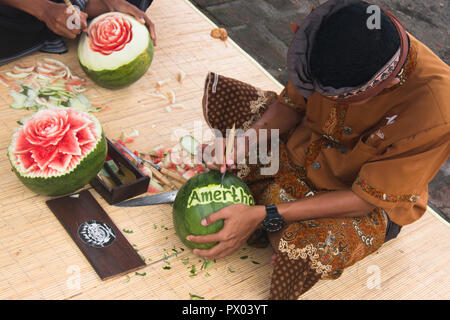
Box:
<box><xmin>150</xmin><ymin>145</ymin><xmax>165</xmax><ymax>159</ymax></box>
<box><xmin>78</xmin><ymin>12</ymin><xmax>154</xmax><ymax>89</ymax></box>
<box><xmin>148</xmin><ymin>178</ymin><xmax>164</xmax><ymax>194</ymax></box>
<box><xmin>180</xmin><ymin>135</ymin><xmax>200</xmax><ymax>155</ymax></box>
<box><xmin>182</xmin><ymin>169</ymin><xmax>197</xmax><ymax>180</ymax></box>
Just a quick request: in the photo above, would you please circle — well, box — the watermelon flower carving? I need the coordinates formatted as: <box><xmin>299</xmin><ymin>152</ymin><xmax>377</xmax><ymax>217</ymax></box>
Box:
<box><xmin>78</xmin><ymin>12</ymin><xmax>154</xmax><ymax>89</ymax></box>
<box><xmin>9</xmin><ymin>108</ymin><xmax>107</xmax><ymax>196</ymax></box>
<box><xmin>89</xmin><ymin>14</ymin><xmax>133</xmax><ymax>55</ymax></box>
<box><xmin>13</xmin><ymin>108</ymin><xmax>99</xmax><ymax>176</ymax></box>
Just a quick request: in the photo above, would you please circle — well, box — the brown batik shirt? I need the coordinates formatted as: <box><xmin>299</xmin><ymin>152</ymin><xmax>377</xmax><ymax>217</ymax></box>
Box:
<box><xmin>278</xmin><ymin>35</ymin><xmax>450</xmax><ymax>226</ymax></box>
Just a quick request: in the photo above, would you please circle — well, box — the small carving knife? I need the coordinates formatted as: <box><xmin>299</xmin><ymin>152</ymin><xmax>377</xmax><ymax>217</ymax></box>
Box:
<box><xmin>63</xmin><ymin>0</ymin><xmax>89</xmax><ymax>37</ymax></box>
<box><xmin>221</xmin><ymin>123</ymin><xmax>236</xmax><ymax>187</ymax></box>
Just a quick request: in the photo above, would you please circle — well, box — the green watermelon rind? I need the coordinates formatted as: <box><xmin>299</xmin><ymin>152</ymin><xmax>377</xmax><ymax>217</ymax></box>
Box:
<box><xmin>8</xmin><ymin>133</ymin><xmax>107</xmax><ymax>197</ymax></box>
<box><xmin>173</xmin><ymin>171</ymin><xmax>254</xmax><ymax>250</ymax></box>
<box><xmin>79</xmin><ymin>37</ymin><xmax>153</xmax><ymax>90</ymax></box>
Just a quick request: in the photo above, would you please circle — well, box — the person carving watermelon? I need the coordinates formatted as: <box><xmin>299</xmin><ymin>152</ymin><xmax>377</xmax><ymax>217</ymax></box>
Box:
<box><xmin>0</xmin><ymin>0</ymin><xmax>156</xmax><ymax>65</ymax></box>
<box><xmin>189</xmin><ymin>0</ymin><xmax>450</xmax><ymax>300</ymax></box>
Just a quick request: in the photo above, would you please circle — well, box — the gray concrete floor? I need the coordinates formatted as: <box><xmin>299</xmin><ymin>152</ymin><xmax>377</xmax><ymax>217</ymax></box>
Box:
<box><xmin>189</xmin><ymin>0</ymin><xmax>450</xmax><ymax>222</ymax></box>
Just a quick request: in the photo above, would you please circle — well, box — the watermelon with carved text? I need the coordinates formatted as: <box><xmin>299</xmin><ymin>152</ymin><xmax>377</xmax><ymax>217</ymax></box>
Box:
<box><xmin>173</xmin><ymin>171</ymin><xmax>255</xmax><ymax>250</ymax></box>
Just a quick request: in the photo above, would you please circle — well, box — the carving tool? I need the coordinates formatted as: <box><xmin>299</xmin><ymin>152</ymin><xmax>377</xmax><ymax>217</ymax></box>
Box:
<box><xmin>112</xmin><ymin>140</ymin><xmax>186</xmax><ymax>190</ymax></box>
<box><xmin>220</xmin><ymin>123</ymin><xmax>236</xmax><ymax>187</ymax></box>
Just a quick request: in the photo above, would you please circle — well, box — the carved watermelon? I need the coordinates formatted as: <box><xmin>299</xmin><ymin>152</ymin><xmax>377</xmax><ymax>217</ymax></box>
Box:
<box><xmin>8</xmin><ymin>108</ymin><xmax>107</xmax><ymax>196</ymax></box>
<box><xmin>173</xmin><ymin>171</ymin><xmax>255</xmax><ymax>250</ymax></box>
<box><xmin>78</xmin><ymin>12</ymin><xmax>154</xmax><ymax>89</ymax></box>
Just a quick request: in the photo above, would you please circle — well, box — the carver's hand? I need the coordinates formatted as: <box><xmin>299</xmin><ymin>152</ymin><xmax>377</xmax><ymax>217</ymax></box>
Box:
<box><xmin>42</xmin><ymin>1</ymin><xmax>88</xmax><ymax>39</ymax></box>
<box><xmin>99</xmin><ymin>0</ymin><xmax>157</xmax><ymax>45</ymax></box>
<box><xmin>187</xmin><ymin>204</ymin><xmax>266</xmax><ymax>259</ymax></box>
<box><xmin>199</xmin><ymin>135</ymin><xmax>251</xmax><ymax>173</ymax></box>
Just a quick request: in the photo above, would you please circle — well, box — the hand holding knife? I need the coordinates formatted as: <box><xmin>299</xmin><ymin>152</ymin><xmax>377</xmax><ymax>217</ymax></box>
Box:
<box><xmin>63</xmin><ymin>0</ymin><xmax>88</xmax><ymax>36</ymax></box>
<box><xmin>115</xmin><ymin>124</ymin><xmax>238</xmax><ymax>208</ymax></box>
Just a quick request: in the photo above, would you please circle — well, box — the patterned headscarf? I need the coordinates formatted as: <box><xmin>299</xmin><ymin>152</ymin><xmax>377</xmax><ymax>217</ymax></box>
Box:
<box><xmin>287</xmin><ymin>0</ymin><xmax>409</xmax><ymax>103</ymax></box>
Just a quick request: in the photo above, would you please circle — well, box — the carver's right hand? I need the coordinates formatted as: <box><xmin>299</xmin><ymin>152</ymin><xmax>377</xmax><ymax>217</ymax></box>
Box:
<box><xmin>42</xmin><ymin>1</ymin><xmax>88</xmax><ymax>39</ymax></box>
<box><xmin>199</xmin><ymin>136</ymin><xmax>250</xmax><ymax>173</ymax></box>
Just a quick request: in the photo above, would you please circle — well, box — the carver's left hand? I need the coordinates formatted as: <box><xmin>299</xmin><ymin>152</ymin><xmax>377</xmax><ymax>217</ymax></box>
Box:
<box><xmin>187</xmin><ymin>204</ymin><xmax>266</xmax><ymax>259</ymax></box>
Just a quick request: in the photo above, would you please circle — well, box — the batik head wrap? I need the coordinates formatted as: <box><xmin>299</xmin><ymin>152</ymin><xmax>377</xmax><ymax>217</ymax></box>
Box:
<box><xmin>287</xmin><ymin>0</ymin><xmax>409</xmax><ymax>103</ymax></box>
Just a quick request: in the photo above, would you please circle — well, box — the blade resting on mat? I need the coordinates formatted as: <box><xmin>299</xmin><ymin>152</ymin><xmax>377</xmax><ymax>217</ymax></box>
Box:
<box><xmin>114</xmin><ymin>191</ymin><xmax>178</xmax><ymax>207</ymax></box>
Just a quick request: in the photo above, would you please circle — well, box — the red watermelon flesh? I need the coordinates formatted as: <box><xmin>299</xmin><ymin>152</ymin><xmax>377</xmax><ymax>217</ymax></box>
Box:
<box><xmin>12</xmin><ymin>108</ymin><xmax>99</xmax><ymax>176</ymax></box>
<box><xmin>89</xmin><ymin>14</ymin><xmax>133</xmax><ymax>56</ymax></box>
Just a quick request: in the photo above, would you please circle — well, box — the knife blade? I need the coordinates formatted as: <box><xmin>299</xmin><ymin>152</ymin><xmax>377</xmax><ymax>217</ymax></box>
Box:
<box><xmin>114</xmin><ymin>190</ymin><xmax>178</xmax><ymax>207</ymax></box>
<box><xmin>221</xmin><ymin>123</ymin><xmax>236</xmax><ymax>187</ymax></box>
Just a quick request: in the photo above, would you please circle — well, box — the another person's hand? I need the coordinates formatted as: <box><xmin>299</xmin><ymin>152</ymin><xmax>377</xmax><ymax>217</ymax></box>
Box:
<box><xmin>43</xmin><ymin>1</ymin><xmax>88</xmax><ymax>39</ymax></box>
<box><xmin>186</xmin><ymin>204</ymin><xmax>266</xmax><ymax>259</ymax></box>
<box><xmin>98</xmin><ymin>0</ymin><xmax>157</xmax><ymax>45</ymax></box>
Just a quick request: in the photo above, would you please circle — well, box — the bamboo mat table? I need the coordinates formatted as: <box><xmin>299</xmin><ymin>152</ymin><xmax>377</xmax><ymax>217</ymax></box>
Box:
<box><xmin>0</xmin><ymin>0</ymin><xmax>448</xmax><ymax>300</ymax></box>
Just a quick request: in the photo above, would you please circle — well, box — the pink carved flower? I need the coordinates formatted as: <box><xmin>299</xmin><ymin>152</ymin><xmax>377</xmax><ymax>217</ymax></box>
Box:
<box><xmin>13</xmin><ymin>108</ymin><xmax>99</xmax><ymax>175</ymax></box>
<box><xmin>89</xmin><ymin>14</ymin><xmax>133</xmax><ymax>55</ymax></box>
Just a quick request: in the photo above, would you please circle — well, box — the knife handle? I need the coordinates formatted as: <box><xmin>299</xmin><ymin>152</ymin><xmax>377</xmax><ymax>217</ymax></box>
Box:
<box><xmin>171</xmin><ymin>179</ymin><xmax>184</xmax><ymax>190</ymax></box>
<box><xmin>160</xmin><ymin>167</ymin><xmax>188</xmax><ymax>184</ymax></box>
<box><xmin>148</xmin><ymin>165</ymin><xmax>177</xmax><ymax>190</ymax></box>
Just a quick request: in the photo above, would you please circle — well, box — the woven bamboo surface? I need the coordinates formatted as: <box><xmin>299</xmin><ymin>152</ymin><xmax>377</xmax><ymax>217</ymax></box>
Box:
<box><xmin>0</xmin><ymin>0</ymin><xmax>448</xmax><ymax>300</ymax></box>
